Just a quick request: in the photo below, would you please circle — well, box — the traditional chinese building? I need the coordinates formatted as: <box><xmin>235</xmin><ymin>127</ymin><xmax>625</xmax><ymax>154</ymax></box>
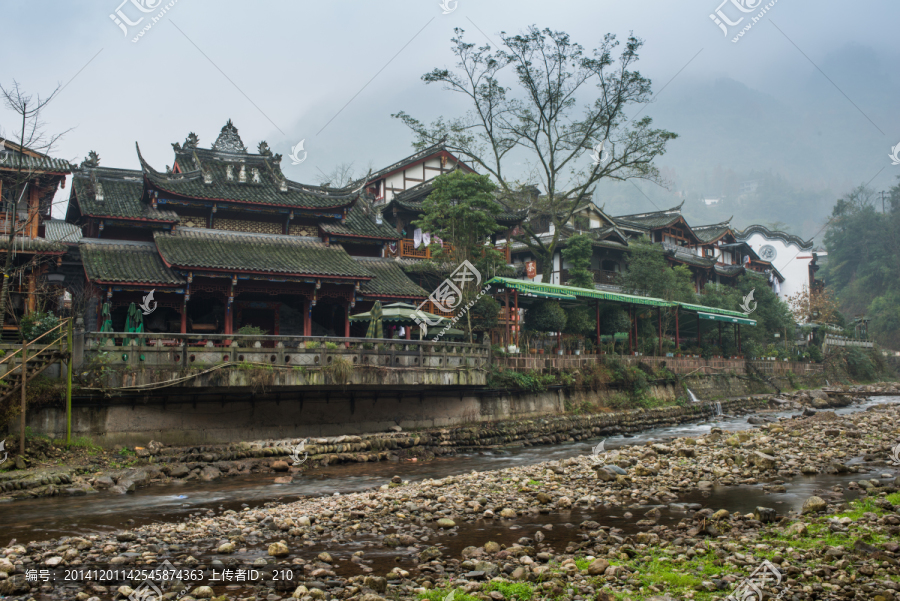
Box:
<box><xmin>64</xmin><ymin>121</ymin><xmax>430</xmax><ymax>336</ymax></box>
<box><xmin>0</xmin><ymin>138</ymin><xmax>72</xmax><ymax>336</ymax></box>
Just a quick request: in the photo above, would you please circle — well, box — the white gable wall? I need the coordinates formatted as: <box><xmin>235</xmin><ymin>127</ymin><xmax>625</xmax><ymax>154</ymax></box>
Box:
<box><xmin>742</xmin><ymin>232</ymin><xmax>812</xmax><ymax>300</ymax></box>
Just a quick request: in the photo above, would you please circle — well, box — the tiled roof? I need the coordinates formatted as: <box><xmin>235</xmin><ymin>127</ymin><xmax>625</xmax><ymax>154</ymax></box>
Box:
<box><xmin>714</xmin><ymin>264</ymin><xmax>745</xmax><ymax>277</ymax></box>
<box><xmin>139</xmin><ymin>140</ymin><xmax>359</xmax><ymax>210</ymax></box>
<box><xmin>614</xmin><ymin>202</ymin><xmax>686</xmax><ymax>229</ymax></box>
<box><xmin>354</xmin><ymin>257</ymin><xmax>429</xmax><ymax>298</ymax></box>
<box><xmin>320</xmin><ymin>201</ymin><xmax>400</xmax><ymax>240</ymax></box>
<box><xmin>154</xmin><ymin>228</ymin><xmax>373</xmax><ymax>279</ymax></box>
<box><xmin>44</xmin><ymin>219</ymin><xmax>83</xmax><ymax>243</ymax></box>
<box><xmin>71</xmin><ymin>168</ymin><xmax>179</xmax><ymax>222</ymax></box>
<box><xmin>384</xmin><ymin>180</ymin><xmax>526</xmax><ymax>226</ymax></box>
<box><xmin>0</xmin><ymin>140</ymin><xmax>73</xmax><ymax>173</ymax></box>
<box><xmin>80</xmin><ymin>239</ymin><xmax>184</xmax><ymax>285</ymax></box>
<box><xmin>0</xmin><ymin>237</ymin><xmax>66</xmax><ymax>253</ymax></box>
<box><xmin>693</xmin><ymin>220</ymin><xmax>733</xmax><ymax>243</ymax></box>
<box><xmin>735</xmin><ymin>224</ymin><xmax>814</xmax><ymax>250</ymax></box>
<box><xmin>365</xmin><ymin>141</ymin><xmax>469</xmax><ymax>183</ymax></box>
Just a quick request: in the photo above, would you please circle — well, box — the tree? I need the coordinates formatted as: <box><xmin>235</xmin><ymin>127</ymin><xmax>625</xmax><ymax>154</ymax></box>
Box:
<box><xmin>786</xmin><ymin>285</ymin><xmax>843</xmax><ymax>326</ymax></box>
<box><xmin>414</xmin><ymin>170</ymin><xmax>503</xmax><ymax>342</ymax></box>
<box><xmin>394</xmin><ymin>26</ymin><xmax>677</xmax><ymax>281</ymax></box>
<box><xmin>0</xmin><ymin>81</ymin><xmax>67</xmax><ymax>323</ymax></box>
<box><xmin>620</xmin><ymin>238</ymin><xmax>695</xmax><ymax>302</ymax></box>
<box><xmin>560</xmin><ymin>233</ymin><xmax>594</xmax><ymax>288</ymax></box>
<box><xmin>524</xmin><ymin>299</ymin><xmax>566</xmax><ymax>333</ymax></box>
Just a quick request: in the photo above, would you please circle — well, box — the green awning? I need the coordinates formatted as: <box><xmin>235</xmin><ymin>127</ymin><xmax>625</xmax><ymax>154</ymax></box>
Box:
<box><xmin>697</xmin><ymin>312</ymin><xmax>756</xmax><ymax>326</ymax></box>
<box><xmin>487</xmin><ymin>277</ymin><xmax>671</xmax><ymax>307</ymax></box>
<box><xmin>675</xmin><ymin>302</ymin><xmax>753</xmax><ymax>320</ymax></box>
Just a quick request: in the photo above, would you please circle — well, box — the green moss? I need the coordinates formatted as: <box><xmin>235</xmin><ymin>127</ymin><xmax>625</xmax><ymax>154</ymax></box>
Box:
<box><xmin>418</xmin><ymin>589</ymin><xmax>478</xmax><ymax>601</ymax></box>
<box><xmin>483</xmin><ymin>581</ymin><xmax>534</xmax><ymax>600</ymax></box>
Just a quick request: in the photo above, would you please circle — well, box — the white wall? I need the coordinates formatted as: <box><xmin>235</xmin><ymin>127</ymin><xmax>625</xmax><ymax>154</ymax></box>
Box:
<box><xmin>742</xmin><ymin>232</ymin><xmax>812</xmax><ymax>300</ymax></box>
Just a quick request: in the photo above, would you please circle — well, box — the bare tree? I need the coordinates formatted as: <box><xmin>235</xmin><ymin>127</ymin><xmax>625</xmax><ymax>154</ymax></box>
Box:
<box><xmin>393</xmin><ymin>27</ymin><xmax>677</xmax><ymax>280</ymax></box>
<box><xmin>0</xmin><ymin>80</ymin><xmax>68</xmax><ymax>322</ymax></box>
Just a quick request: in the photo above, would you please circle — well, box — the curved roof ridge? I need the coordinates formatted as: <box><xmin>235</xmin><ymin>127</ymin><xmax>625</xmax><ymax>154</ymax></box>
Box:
<box><xmin>736</xmin><ymin>224</ymin><xmax>813</xmax><ymax>250</ymax></box>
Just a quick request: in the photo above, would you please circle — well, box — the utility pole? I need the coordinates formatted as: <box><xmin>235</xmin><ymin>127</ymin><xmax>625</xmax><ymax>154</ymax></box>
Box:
<box><xmin>882</xmin><ymin>190</ymin><xmax>886</xmax><ymax>214</ymax></box>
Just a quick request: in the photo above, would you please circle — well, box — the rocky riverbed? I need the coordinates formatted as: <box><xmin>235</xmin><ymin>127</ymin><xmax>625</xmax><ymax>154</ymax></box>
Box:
<box><xmin>0</xmin><ymin>384</ymin><xmax>870</xmax><ymax>502</ymax></box>
<box><xmin>1</xmin><ymin>382</ymin><xmax>899</xmax><ymax>600</ymax></box>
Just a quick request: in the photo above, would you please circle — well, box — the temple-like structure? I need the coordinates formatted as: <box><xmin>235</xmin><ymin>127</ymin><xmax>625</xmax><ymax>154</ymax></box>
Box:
<box><xmin>65</xmin><ymin>121</ymin><xmax>437</xmax><ymax>336</ymax></box>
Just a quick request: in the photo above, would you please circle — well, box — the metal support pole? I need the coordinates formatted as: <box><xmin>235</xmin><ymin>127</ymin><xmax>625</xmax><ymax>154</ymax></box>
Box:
<box><xmin>696</xmin><ymin>313</ymin><xmax>701</xmax><ymax>348</ymax></box>
<box><xmin>657</xmin><ymin>307</ymin><xmax>662</xmax><ymax>356</ymax></box>
<box><xmin>514</xmin><ymin>289</ymin><xmax>519</xmax><ymax>349</ymax></box>
<box><xmin>596</xmin><ymin>300</ymin><xmax>600</xmax><ymax>349</ymax></box>
<box><xmin>738</xmin><ymin>324</ymin><xmax>742</xmax><ymax>354</ymax></box>
<box><xmin>19</xmin><ymin>339</ymin><xmax>28</xmax><ymax>456</ymax></box>
<box><xmin>675</xmin><ymin>307</ymin><xmax>680</xmax><ymax>350</ymax></box>
<box><xmin>66</xmin><ymin>318</ymin><xmax>73</xmax><ymax>445</ymax></box>
<box><xmin>504</xmin><ymin>289</ymin><xmax>510</xmax><ymax>348</ymax></box>
<box><xmin>628</xmin><ymin>306</ymin><xmax>633</xmax><ymax>355</ymax></box>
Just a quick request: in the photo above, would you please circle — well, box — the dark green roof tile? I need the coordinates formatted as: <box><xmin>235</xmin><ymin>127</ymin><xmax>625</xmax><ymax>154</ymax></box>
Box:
<box><xmin>72</xmin><ymin>168</ymin><xmax>179</xmax><ymax>222</ymax></box>
<box><xmin>320</xmin><ymin>202</ymin><xmax>400</xmax><ymax>240</ymax></box>
<box><xmin>355</xmin><ymin>258</ymin><xmax>429</xmax><ymax>299</ymax></box>
<box><xmin>81</xmin><ymin>240</ymin><xmax>184</xmax><ymax>285</ymax></box>
<box><xmin>154</xmin><ymin>228</ymin><xmax>373</xmax><ymax>279</ymax></box>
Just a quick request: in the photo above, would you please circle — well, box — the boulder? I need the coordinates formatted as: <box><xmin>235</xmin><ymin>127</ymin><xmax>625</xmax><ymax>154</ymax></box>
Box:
<box><xmin>801</xmin><ymin>496</ymin><xmax>827</xmax><ymax>514</ymax></box>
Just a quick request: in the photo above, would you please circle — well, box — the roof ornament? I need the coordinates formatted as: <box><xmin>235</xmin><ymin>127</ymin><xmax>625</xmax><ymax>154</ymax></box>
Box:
<box><xmin>183</xmin><ymin>132</ymin><xmax>200</xmax><ymax>149</ymax></box>
<box><xmin>239</xmin><ymin>164</ymin><xmax>247</xmax><ymax>183</ymax></box>
<box><xmin>80</xmin><ymin>151</ymin><xmax>100</xmax><ymax>169</ymax></box>
<box><xmin>203</xmin><ymin>169</ymin><xmax>213</xmax><ymax>184</ymax></box>
<box><xmin>257</xmin><ymin>141</ymin><xmax>273</xmax><ymax>157</ymax></box>
<box><xmin>212</xmin><ymin>119</ymin><xmax>247</xmax><ymax>154</ymax></box>
<box><xmin>95</xmin><ymin>182</ymin><xmax>105</xmax><ymax>202</ymax></box>
<box><xmin>272</xmin><ymin>153</ymin><xmax>282</xmax><ymax>164</ymax></box>
<box><xmin>251</xmin><ymin>167</ymin><xmax>261</xmax><ymax>183</ymax></box>
<box><xmin>279</xmin><ymin>178</ymin><xmax>288</xmax><ymax>192</ymax></box>
<box><xmin>166</xmin><ymin>165</ymin><xmax>172</xmax><ymax>174</ymax></box>
<box><xmin>226</xmin><ymin>165</ymin><xmax>235</xmax><ymax>181</ymax></box>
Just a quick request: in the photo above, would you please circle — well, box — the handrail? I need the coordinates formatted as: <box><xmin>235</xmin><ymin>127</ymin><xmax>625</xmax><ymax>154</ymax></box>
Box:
<box><xmin>0</xmin><ymin>332</ymin><xmax>67</xmax><ymax>379</ymax></box>
<box><xmin>84</xmin><ymin>331</ymin><xmax>487</xmax><ymax>350</ymax></box>
<box><xmin>0</xmin><ymin>318</ymin><xmax>71</xmax><ymax>367</ymax></box>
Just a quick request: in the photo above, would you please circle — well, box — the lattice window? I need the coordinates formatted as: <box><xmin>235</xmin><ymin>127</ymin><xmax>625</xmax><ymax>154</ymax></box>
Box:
<box><xmin>214</xmin><ymin>218</ymin><xmax>280</xmax><ymax>235</ymax></box>
<box><xmin>288</xmin><ymin>224</ymin><xmax>319</xmax><ymax>237</ymax></box>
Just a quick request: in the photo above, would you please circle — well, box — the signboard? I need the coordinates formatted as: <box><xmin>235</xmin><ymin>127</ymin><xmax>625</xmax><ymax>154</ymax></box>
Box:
<box><xmin>525</xmin><ymin>261</ymin><xmax>537</xmax><ymax>278</ymax></box>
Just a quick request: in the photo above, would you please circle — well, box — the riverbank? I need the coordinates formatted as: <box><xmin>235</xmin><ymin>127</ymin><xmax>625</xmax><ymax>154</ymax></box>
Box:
<box><xmin>0</xmin><ymin>386</ymin><xmax>898</xmax><ymax>600</ymax></box>
<box><xmin>2</xmin><ymin>382</ymin><xmax>886</xmax><ymax>502</ymax></box>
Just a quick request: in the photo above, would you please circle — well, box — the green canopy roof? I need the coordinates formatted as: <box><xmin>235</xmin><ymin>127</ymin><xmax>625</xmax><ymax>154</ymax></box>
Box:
<box><xmin>486</xmin><ymin>277</ymin><xmax>756</xmax><ymax>325</ymax></box>
<box><xmin>350</xmin><ymin>302</ymin><xmax>449</xmax><ymax>326</ymax></box>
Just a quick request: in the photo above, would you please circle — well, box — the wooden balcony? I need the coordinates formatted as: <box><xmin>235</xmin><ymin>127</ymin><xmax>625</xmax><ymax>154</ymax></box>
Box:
<box><xmin>0</xmin><ymin>215</ymin><xmax>25</xmax><ymax>235</ymax></box>
<box><xmin>399</xmin><ymin>239</ymin><xmax>454</xmax><ymax>260</ymax></box>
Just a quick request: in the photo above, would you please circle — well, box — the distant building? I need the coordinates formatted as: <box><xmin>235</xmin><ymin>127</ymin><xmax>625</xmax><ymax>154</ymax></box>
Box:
<box><xmin>739</xmin><ymin>180</ymin><xmax>758</xmax><ymax>195</ymax></box>
<box><xmin>736</xmin><ymin>225</ymin><xmax>818</xmax><ymax>300</ymax></box>
<box><xmin>701</xmin><ymin>197</ymin><xmax>722</xmax><ymax>206</ymax></box>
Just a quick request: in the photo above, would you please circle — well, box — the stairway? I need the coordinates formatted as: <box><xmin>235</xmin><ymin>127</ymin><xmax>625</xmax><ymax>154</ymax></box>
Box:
<box><xmin>0</xmin><ymin>348</ymin><xmax>66</xmax><ymax>406</ymax></box>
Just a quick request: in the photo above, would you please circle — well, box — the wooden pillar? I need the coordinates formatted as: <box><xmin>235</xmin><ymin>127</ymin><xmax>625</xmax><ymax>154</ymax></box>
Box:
<box><xmin>345</xmin><ymin>303</ymin><xmax>352</xmax><ymax>339</ymax></box>
<box><xmin>304</xmin><ymin>300</ymin><xmax>312</xmax><ymax>337</ymax></box>
<box><xmin>738</xmin><ymin>324</ymin><xmax>742</xmax><ymax>354</ymax></box>
<box><xmin>732</xmin><ymin>323</ymin><xmax>737</xmax><ymax>357</ymax></box>
<box><xmin>696</xmin><ymin>313</ymin><xmax>701</xmax><ymax>348</ymax></box>
<box><xmin>514</xmin><ymin>289</ymin><xmax>519</xmax><ymax>349</ymax></box>
<box><xmin>180</xmin><ymin>301</ymin><xmax>187</xmax><ymax>334</ymax></box>
<box><xmin>595</xmin><ymin>300</ymin><xmax>600</xmax><ymax>349</ymax></box>
<box><xmin>225</xmin><ymin>280</ymin><xmax>234</xmax><ymax>335</ymax></box>
<box><xmin>504</xmin><ymin>289</ymin><xmax>510</xmax><ymax>348</ymax></box>
<box><xmin>675</xmin><ymin>307</ymin><xmax>680</xmax><ymax>350</ymax></box>
<box><xmin>26</xmin><ymin>272</ymin><xmax>37</xmax><ymax>313</ymax></box>
<box><xmin>657</xmin><ymin>307</ymin><xmax>662</xmax><ymax>356</ymax></box>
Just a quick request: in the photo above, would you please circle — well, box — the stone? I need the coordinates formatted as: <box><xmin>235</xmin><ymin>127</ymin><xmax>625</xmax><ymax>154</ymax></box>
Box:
<box><xmin>217</xmin><ymin>543</ymin><xmax>235</xmax><ymax>554</ymax></box>
<box><xmin>499</xmin><ymin>508</ymin><xmax>517</xmax><ymax>519</ymax></box>
<box><xmin>594</xmin><ymin>467</ymin><xmax>616</xmax><ymax>482</ymax></box>
<box><xmin>363</xmin><ymin>576</ymin><xmax>386</xmax><ymax>593</ymax></box>
<box><xmin>435</xmin><ymin>518</ymin><xmax>456</xmax><ymax>528</ymax></box>
<box><xmin>92</xmin><ymin>476</ymin><xmax>114</xmax><ymax>490</ymax></box>
<box><xmin>588</xmin><ymin>558</ymin><xmax>610</xmax><ymax>575</ymax></box>
<box><xmin>754</xmin><ymin>507</ymin><xmax>777</xmax><ymax>523</ymax></box>
<box><xmin>268</xmin><ymin>542</ymin><xmax>290</xmax><ymax>557</ymax></box>
<box><xmin>484</xmin><ymin>541</ymin><xmax>500</xmax><ymax>554</ymax></box>
<box><xmin>750</xmin><ymin>451</ymin><xmax>777</xmax><ymax>470</ymax></box>
<box><xmin>698</xmin><ymin>481</ymin><xmax>714</xmax><ymax>490</ymax></box>
<box><xmin>801</xmin><ymin>496</ymin><xmax>827</xmax><ymax>514</ymax></box>
<box><xmin>419</xmin><ymin>546</ymin><xmax>442</xmax><ymax>561</ymax></box>
<box><xmin>199</xmin><ymin>466</ymin><xmax>221</xmax><ymax>481</ymax></box>
<box><xmin>273</xmin><ymin>476</ymin><xmax>293</xmax><ymax>484</ymax></box>
<box><xmin>536</xmin><ymin>492</ymin><xmax>551</xmax><ymax>504</ymax></box>
<box><xmin>192</xmin><ymin>586</ymin><xmax>214</xmax><ymax>599</ymax></box>
<box><xmin>271</xmin><ymin>461</ymin><xmax>290</xmax><ymax>472</ymax></box>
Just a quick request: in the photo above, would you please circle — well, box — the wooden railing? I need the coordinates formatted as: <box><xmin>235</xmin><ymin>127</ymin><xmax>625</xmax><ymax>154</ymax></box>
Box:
<box><xmin>399</xmin><ymin>239</ymin><xmax>455</xmax><ymax>259</ymax></box>
<box><xmin>0</xmin><ymin>215</ymin><xmax>25</xmax><ymax>235</ymax></box>
<box><xmin>422</xmin><ymin>301</ymin><xmax>453</xmax><ymax>317</ymax></box>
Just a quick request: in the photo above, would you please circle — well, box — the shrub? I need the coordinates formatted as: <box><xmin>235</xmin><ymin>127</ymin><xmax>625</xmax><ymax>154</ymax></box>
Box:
<box><xmin>324</xmin><ymin>341</ymin><xmax>340</xmax><ymax>350</ymax></box>
<box><xmin>20</xmin><ymin>311</ymin><xmax>60</xmax><ymax>342</ymax></box>
<box><xmin>304</xmin><ymin>341</ymin><xmax>321</xmax><ymax>350</ymax></box>
<box><xmin>236</xmin><ymin>325</ymin><xmax>266</xmax><ymax>336</ymax></box>
<box><xmin>524</xmin><ymin>300</ymin><xmax>566</xmax><ymax>333</ymax></box>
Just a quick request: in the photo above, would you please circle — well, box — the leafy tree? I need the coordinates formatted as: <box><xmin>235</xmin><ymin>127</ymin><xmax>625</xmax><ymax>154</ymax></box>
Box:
<box><xmin>524</xmin><ymin>300</ymin><xmax>566</xmax><ymax>333</ymax></box>
<box><xmin>823</xmin><ymin>179</ymin><xmax>900</xmax><ymax>348</ymax></box>
<box><xmin>620</xmin><ymin>238</ymin><xmax>695</xmax><ymax>303</ymax></box>
<box><xmin>414</xmin><ymin>170</ymin><xmax>502</xmax><ymax>342</ymax></box>
<box><xmin>394</xmin><ymin>26</ymin><xmax>677</xmax><ymax>282</ymax></box>
<box><xmin>560</xmin><ymin>234</ymin><xmax>594</xmax><ymax>288</ymax></box>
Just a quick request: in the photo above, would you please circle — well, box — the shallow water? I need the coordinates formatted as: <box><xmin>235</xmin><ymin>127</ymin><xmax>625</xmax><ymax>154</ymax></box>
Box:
<box><xmin>2</xmin><ymin>396</ymin><xmax>896</xmax><ymax>547</ymax></box>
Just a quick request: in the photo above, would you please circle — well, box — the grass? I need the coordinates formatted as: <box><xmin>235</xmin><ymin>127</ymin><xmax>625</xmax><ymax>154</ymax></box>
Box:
<box><xmin>484</xmin><ymin>581</ymin><xmax>534</xmax><ymax>600</ymax></box>
<box><xmin>418</xmin><ymin>588</ymin><xmax>479</xmax><ymax>601</ymax></box>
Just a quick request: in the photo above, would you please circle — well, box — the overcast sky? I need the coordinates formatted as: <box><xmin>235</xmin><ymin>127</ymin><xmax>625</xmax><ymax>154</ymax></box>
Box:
<box><xmin>3</xmin><ymin>0</ymin><xmax>899</xmax><ymax>218</ymax></box>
